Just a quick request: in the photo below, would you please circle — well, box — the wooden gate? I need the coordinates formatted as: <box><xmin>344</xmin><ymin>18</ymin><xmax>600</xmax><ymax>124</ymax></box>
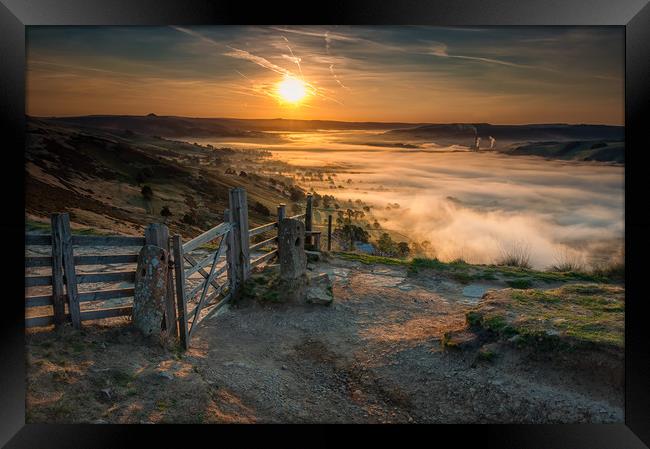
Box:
<box><xmin>171</xmin><ymin>216</ymin><xmax>234</xmax><ymax>349</ymax></box>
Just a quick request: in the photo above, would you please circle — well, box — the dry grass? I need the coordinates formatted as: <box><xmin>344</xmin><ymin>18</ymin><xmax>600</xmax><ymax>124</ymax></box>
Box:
<box><xmin>494</xmin><ymin>240</ymin><xmax>532</xmax><ymax>269</ymax></box>
<box><xmin>25</xmin><ymin>322</ymin><xmax>256</xmax><ymax>423</ymax></box>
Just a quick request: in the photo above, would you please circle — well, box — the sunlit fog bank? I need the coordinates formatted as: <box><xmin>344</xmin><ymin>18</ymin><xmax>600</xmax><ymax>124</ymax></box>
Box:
<box><xmin>197</xmin><ymin>131</ymin><xmax>624</xmax><ymax>269</ymax></box>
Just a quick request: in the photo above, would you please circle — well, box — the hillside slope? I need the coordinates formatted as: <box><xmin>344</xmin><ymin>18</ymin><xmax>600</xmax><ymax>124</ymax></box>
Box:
<box><xmin>25</xmin><ymin>118</ymin><xmax>302</xmax><ymax>236</ymax></box>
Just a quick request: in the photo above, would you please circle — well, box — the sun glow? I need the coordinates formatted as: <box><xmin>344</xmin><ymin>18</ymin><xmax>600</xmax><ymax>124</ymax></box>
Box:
<box><xmin>277</xmin><ymin>76</ymin><xmax>308</xmax><ymax>104</ymax></box>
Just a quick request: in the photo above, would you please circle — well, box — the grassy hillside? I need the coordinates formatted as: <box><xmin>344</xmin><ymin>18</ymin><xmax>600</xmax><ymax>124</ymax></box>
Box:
<box><xmin>25</xmin><ymin>118</ymin><xmax>305</xmax><ymax>237</ymax></box>
<box><xmin>505</xmin><ymin>140</ymin><xmax>624</xmax><ymax>163</ymax></box>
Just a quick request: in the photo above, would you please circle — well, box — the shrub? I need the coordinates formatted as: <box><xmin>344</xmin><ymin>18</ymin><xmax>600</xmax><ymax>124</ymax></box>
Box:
<box><xmin>141</xmin><ymin>185</ymin><xmax>153</xmax><ymax>200</ymax></box>
<box><xmin>160</xmin><ymin>206</ymin><xmax>172</xmax><ymax>218</ymax></box>
<box><xmin>181</xmin><ymin>211</ymin><xmax>198</xmax><ymax>226</ymax></box>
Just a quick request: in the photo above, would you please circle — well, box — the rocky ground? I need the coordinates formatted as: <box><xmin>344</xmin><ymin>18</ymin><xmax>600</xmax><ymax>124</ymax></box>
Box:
<box><xmin>25</xmin><ymin>254</ymin><xmax>624</xmax><ymax>424</ymax></box>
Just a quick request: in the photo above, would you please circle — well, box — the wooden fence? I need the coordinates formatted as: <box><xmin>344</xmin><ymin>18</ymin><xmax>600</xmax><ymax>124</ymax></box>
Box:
<box><xmin>25</xmin><ymin>189</ymin><xmax>332</xmax><ymax>349</ymax></box>
<box><xmin>25</xmin><ymin>213</ymin><xmax>144</xmax><ymax>329</ymax></box>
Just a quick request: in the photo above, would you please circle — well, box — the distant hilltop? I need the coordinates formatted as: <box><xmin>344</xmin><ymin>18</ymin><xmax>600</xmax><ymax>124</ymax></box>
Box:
<box><xmin>28</xmin><ymin>114</ymin><xmax>624</xmax><ymax>141</ymax></box>
<box><xmin>386</xmin><ymin>123</ymin><xmax>624</xmax><ymax>143</ymax></box>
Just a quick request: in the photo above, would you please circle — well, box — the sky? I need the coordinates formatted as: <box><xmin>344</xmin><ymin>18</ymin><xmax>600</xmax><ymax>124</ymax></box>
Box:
<box><xmin>26</xmin><ymin>26</ymin><xmax>624</xmax><ymax>124</ymax></box>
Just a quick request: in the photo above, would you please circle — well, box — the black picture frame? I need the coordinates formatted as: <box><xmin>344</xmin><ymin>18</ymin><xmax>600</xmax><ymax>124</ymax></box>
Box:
<box><xmin>1</xmin><ymin>0</ymin><xmax>649</xmax><ymax>447</ymax></box>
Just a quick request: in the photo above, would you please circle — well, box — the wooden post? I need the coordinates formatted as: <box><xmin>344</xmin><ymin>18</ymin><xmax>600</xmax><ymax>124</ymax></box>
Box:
<box><xmin>327</xmin><ymin>214</ymin><xmax>332</xmax><ymax>252</ymax></box>
<box><xmin>172</xmin><ymin>234</ymin><xmax>189</xmax><ymax>350</ymax></box>
<box><xmin>224</xmin><ymin>209</ymin><xmax>238</xmax><ymax>300</ymax></box>
<box><xmin>50</xmin><ymin>214</ymin><xmax>66</xmax><ymax>326</ymax></box>
<box><xmin>59</xmin><ymin>213</ymin><xmax>81</xmax><ymax>329</ymax></box>
<box><xmin>277</xmin><ymin>203</ymin><xmax>286</xmax><ymax>224</ymax></box>
<box><xmin>144</xmin><ymin>223</ymin><xmax>177</xmax><ymax>339</ymax></box>
<box><xmin>277</xmin><ymin>204</ymin><xmax>286</xmax><ymax>257</ymax></box>
<box><xmin>229</xmin><ymin>187</ymin><xmax>250</xmax><ymax>283</ymax></box>
<box><xmin>305</xmin><ymin>193</ymin><xmax>313</xmax><ymax>248</ymax></box>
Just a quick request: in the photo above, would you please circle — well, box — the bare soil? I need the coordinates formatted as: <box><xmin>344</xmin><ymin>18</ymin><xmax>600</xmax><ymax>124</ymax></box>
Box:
<box><xmin>25</xmin><ymin>255</ymin><xmax>623</xmax><ymax>423</ymax></box>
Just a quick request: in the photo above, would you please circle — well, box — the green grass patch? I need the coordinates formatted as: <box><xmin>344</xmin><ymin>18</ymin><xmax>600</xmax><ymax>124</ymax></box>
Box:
<box><xmin>506</xmin><ymin>279</ymin><xmax>533</xmax><ymax>289</ymax></box>
<box><xmin>334</xmin><ymin>252</ymin><xmax>615</xmax><ymax>285</ymax></box>
<box><xmin>467</xmin><ymin>284</ymin><xmax>624</xmax><ymax>350</ymax></box>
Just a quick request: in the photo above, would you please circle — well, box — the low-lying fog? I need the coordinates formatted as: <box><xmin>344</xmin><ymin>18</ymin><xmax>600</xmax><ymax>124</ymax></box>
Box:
<box><xmin>197</xmin><ymin>130</ymin><xmax>624</xmax><ymax>269</ymax></box>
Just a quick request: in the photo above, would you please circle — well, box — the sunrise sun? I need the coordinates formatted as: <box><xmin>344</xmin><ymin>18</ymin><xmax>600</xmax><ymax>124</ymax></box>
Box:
<box><xmin>277</xmin><ymin>76</ymin><xmax>307</xmax><ymax>103</ymax></box>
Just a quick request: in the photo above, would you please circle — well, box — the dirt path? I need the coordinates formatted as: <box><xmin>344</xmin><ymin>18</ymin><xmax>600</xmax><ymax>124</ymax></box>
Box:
<box><xmin>185</xmin><ymin>256</ymin><xmax>623</xmax><ymax>423</ymax></box>
<box><xmin>26</xmin><ymin>255</ymin><xmax>623</xmax><ymax>423</ymax></box>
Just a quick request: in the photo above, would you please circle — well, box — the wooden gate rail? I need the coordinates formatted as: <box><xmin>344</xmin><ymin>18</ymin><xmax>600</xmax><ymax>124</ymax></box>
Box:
<box><xmin>172</xmin><ymin>215</ymin><xmax>234</xmax><ymax>349</ymax></box>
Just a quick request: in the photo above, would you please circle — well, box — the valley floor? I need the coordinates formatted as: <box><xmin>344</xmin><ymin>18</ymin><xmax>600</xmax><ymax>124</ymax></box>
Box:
<box><xmin>26</xmin><ymin>255</ymin><xmax>623</xmax><ymax>424</ymax></box>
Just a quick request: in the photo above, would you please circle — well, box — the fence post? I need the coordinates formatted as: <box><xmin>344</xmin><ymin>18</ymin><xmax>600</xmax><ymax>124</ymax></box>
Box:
<box><xmin>171</xmin><ymin>234</ymin><xmax>189</xmax><ymax>350</ymax></box>
<box><xmin>50</xmin><ymin>214</ymin><xmax>66</xmax><ymax>326</ymax></box>
<box><xmin>277</xmin><ymin>204</ymin><xmax>286</xmax><ymax>256</ymax></box>
<box><xmin>229</xmin><ymin>187</ymin><xmax>250</xmax><ymax>283</ymax></box>
<box><xmin>145</xmin><ymin>223</ymin><xmax>177</xmax><ymax>340</ymax></box>
<box><xmin>59</xmin><ymin>213</ymin><xmax>81</xmax><ymax>329</ymax></box>
<box><xmin>327</xmin><ymin>214</ymin><xmax>332</xmax><ymax>252</ymax></box>
<box><xmin>224</xmin><ymin>209</ymin><xmax>238</xmax><ymax>300</ymax></box>
<box><xmin>305</xmin><ymin>193</ymin><xmax>313</xmax><ymax>248</ymax></box>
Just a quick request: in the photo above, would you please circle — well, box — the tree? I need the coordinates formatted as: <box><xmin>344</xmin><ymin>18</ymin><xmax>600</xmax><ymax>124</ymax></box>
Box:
<box><xmin>397</xmin><ymin>242</ymin><xmax>410</xmax><ymax>258</ymax></box>
<box><xmin>141</xmin><ymin>185</ymin><xmax>153</xmax><ymax>200</ymax></box>
<box><xmin>334</xmin><ymin>224</ymin><xmax>369</xmax><ymax>250</ymax></box>
<box><xmin>289</xmin><ymin>186</ymin><xmax>306</xmax><ymax>202</ymax></box>
<box><xmin>160</xmin><ymin>205</ymin><xmax>172</xmax><ymax>223</ymax></box>
<box><xmin>253</xmin><ymin>201</ymin><xmax>271</xmax><ymax>217</ymax></box>
<box><xmin>181</xmin><ymin>212</ymin><xmax>197</xmax><ymax>226</ymax></box>
<box><xmin>377</xmin><ymin>233</ymin><xmax>398</xmax><ymax>257</ymax></box>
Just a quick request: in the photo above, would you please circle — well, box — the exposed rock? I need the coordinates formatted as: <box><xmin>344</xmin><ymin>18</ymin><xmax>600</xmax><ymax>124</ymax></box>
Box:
<box><xmin>306</xmin><ymin>273</ymin><xmax>334</xmax><ymax>305</ymax></box>
<box><xmin>133</xmin><ymin>244</ymin><xmax>169</xmax><ymax>337</ymax></box>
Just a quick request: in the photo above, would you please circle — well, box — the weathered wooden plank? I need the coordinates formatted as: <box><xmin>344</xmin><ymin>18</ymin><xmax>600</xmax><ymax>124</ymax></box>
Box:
<box><xmin>25</xmin><ymin>305</ymin><xmax>134</xmax><ymax>327</ymax></box>
<box><xmin>25</xmin><ymin>275</ymin><xmax>52</xmax><ymax>287</ymax></box>
<box><xmin>25</xmin><ymin>234</ymin><xmax>52</xmax><ymax>246</ymax></box>
<box><xmin>73</xmin><ymin>254</ymin><xmax>139</xmax><ymax>265</ymax></box>
<box><xmin>327</xmin><ymin>214</ymin><xmax>332</xmax><ymax>251</ymax></box>
<box><xmin>224</xmin><ymin>209</ymin><xmax>238</xmax><ymax>302</ymax></box>
<box><xmin>76</xmin><ymin>271</ymin><xmax>136</xmax><ymax>284</ymax></box>
<box><xmin>25</xmin><ymin>315</ymin><xmax>55</xmax><ymax>328</ymax></box>
<box><xmin>185</xmin><ymin>265</ymin><xmax>227</xmax><ymax>301</ymax></box>
<box><xmin>61</xmin><ymin>214</ymin><xmax>82</xmax><ymax>329</ymax></box>
<box><xmin>26</xmin><ymin>294</ymin><xmax>54</xmax><ymax>307</ymax></box>
<box><xmin>276</xmin><ymin>204</ymin><xmax>286</xmax><ymax>259</ymax></box>
<box><xmin>187</xmin><ymin>287</ymin><xmax>225</xmax><ymax>331</ymax></box>
<box><xmin>172</xmin><ymin>235</ymin><xmax>189</xmax><ymax>350</ymax></box>
<box><xmin>78</xmin><ymin>287</ymin><xmax>134</xmax><ymax>303</ymax></box>
<box><xmin>250</xmin><ymin>249</ymin><xmax>278</xmax><ymax>268</ymax></box>
<box><xmin>72</xmin><ymin>235</ymin><xmax>146</xmax><ymax>247</ymax></box>
<box><xmin>182</xmin><ymin>222</ymin><xmax>231</xmax><ymax>253</ymax></box>
<box><xmin>80</xmin><ymin>306</ymin><xmax>132</xmax><ymax>321</ymax></box>
<box><xmin>305</xmin><ymin>194</ymin><xmax>313</xmax><ymax>247</ymax></box>
<box><xmin>230</xmin><ymin>188</ymin><xmax>250</xmax><ymax>281</ymax></box>
<box><xmin>249</xmin><ymin>221</ymin><xmax>277</xmax><ymax>237</ymax></box>
<box><xmin>188</xmin><ymin>242</ymin><xmax>223</xmax><ymax>337</ymax></box>
<box><xmin>184</xmin><ymin>239</ymin><xmax>226</xmax><ymax>278</ymax></box>
<box><xmin>184</xmin><ymin>253</ymin><xmax>222</xmax><ymax>293</ymax></box>
<box><xmin>249</xmin><ymin>236</ymin><xmax>277</xmax><ymax>252</ymax></box>
<box><xmin>203</xmin><ymin>292</ymin><xmax>233</xmax><ymax>321</ymax></box>
<box><xmin>25</xmin><ymin>256</ymin><xmax>52</xmax><ymax>267</ymax></box>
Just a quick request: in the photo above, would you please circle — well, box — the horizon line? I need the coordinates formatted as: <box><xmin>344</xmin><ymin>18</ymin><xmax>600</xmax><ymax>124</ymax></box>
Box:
<box><xmin>27</xmin><ymin>114</ymin><xmax>624</xmax><ymax>127</ymax></box>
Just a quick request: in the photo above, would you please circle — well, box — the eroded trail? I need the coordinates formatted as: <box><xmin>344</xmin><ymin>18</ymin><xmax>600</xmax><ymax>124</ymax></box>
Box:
<box><xmin>186</xmin><ymin>256</ymin><xmax>623</xmax><ymax>423</ymax></box>
<box><xmin>26</xmin><ymin>253</ymin><xmax>623</xmax><ymax>423</ymax></box>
